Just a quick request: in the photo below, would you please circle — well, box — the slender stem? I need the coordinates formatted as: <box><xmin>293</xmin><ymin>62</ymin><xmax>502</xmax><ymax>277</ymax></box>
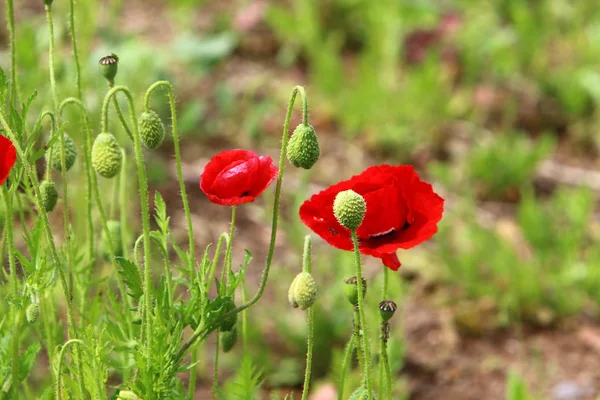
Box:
<box><xmin>0</xmin><ymin>112</ymin><xmax>84</xmax><ymax>398</ymax></box>
<box><xmin>102</xmin><ymin>85</ymin><xmax>153</xmax><ymax>394</ymax></box>
<box><xmin>106</xmin><ymin>82</ymin><xmax>133</xmax><ymax>140</ymax></box>
<box><xmin>5</xmin><ymin>0</ymin><xmax>18</xmax><ymax>106</ymax></box>
<box><xmin>3</xmin><ymin>187</ymin><xmax>19</xmax><ymax>399</ymax></box>
<box><xmin>206</xmin><ymin>233</ymin><xmax>227</xmax><ymax>293</ymax></box>
<box><xmin>338</xmin><ymin>335</ymin><xmax>356</xmax><ymax>400</ymax></box>
<box><xmin>68</xmin><ymin>0</ymin><xmax>83</xmax><ymax>99</ymax></box>
<box><xmin>41</xmin><ymin>111</ymin><xmax>56</xmax><ymax>181</ymax></box>
<box><xmin>110</xmin><ymin>171</ymin><xmax>119</xmax><ymax>219</ymax></box>
<box><xmin>56</xmin><ymin>339</ymin><xmax>86</xmax><ymax>400</ymax></box>
<box><xmin>382</xmin><ymin>341</ymin><xmax>392</xmax><ymax>400</ymax></box>
<box><xmin>212</xmin><ymin>331</ymin><xmax>220</xmax><ymax>400</ymax></box>
<box><xmin>354</xmin><ymin>309</ymin><xmax>364</xmax><ymax>373</ymax></box>
<box><xmin>144</xmin><ymin>81</ymin><xmax>195</xmax><ymax>269</ymax></box>
<box><xmin>45</xmin><ymin>5</ymin><xmax>59</xmax><ymax>110</ymax></box>
<box><xmin>351</xmin><ymin>230</ymin><xmax>372</xmax><ymax>398</ymax></box>
<box><xmin>119</xmin><ymin>149</ymin><xmax>129</xmax><ymax>258</ymax></box>
<box><xmin>241</xmin><ymin>281</ymin><xmax>248</xmax><ymax>353</ymax></box>
<box><xmin>176</xmin><ymin>85</ymin><xmax>308</xmax><ymax>361</ymax></box>
<box><xmin>378</xmin><ymin>267</ymin><xmax>389</xmax><ymax>396</ymax></box>
<box><xmin>300</xmin><ymin>235</ymin><xmax>314</xmax><ymax>400</ymax></box>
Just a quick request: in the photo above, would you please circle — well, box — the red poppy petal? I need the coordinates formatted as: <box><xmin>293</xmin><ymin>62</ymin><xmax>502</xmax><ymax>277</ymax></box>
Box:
<box><xmin>211</xmin><ymin>157</ymin><xmax>259</xmax><ymax>199</ymax></box>
<box><xmin>0</xmin><ymin>136</ymin><xmax>16</xmax><ymax>185</ymax></box>
<box><xmin>299</xmin><ymin>199</ymin><xmax>353</xmax><ymax>250</ymax></box>
<box><xmin>378</xmin><ymin>253</ymin><xmax>401</xmax><ymax>271</ymax></box>
<box><xmin>248</xmin><ymin>156</ymin><xmax>278</xmax><ymax>197</ymax></box>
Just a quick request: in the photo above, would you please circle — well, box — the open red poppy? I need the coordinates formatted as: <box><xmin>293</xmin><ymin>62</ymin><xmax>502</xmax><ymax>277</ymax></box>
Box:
<box><xmin>299</xmin><ymin>165</ymin><xmax>444</xmax><ymax>270</ymax></box>
<box><xmin>200</xmin><ymin>149</ymin><xmax>278</xmax><ymax>206</ymax></box>
<box><xmin>0</xmin><ymin>135</ymin><xmax>16</xmax><ymax>186</ymax></box>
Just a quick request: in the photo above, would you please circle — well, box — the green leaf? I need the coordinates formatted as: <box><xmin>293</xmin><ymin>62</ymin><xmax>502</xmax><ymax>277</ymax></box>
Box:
<box><xmin>115</xmin><ymin>257</ymin><xmax>143</xmax><ymax>301</ymax></box>
<box><xmin>19</xmin><ymin>342</ymin><xmax>41</xmax><ymax>382</ymax></box>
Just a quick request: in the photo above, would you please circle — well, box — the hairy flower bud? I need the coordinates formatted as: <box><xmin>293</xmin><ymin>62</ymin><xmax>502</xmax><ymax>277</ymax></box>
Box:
<box><xmin>138</xmin><ymin>110</ymin><xmax>165</xmax><ymax>150</ymax></box>
<box><xmin>288</xmin><ymin>271</ymin><xmax>317</xmax><ymax>310</ymax></box>
<box><xmin>343</xmin><ymin>276</ymin><xmax>367</xmax><ymax>307</ymax></box>
<box><xmin>99</xmin><ymin>54</ymin><xmax>119</xmax><ymax>84</ymax></box>
<box><xmin>39</xmin><ymin>180</ymin><xmax>58</xmax><ymax>212</ymax></box>
<box><xmin>333</xmin><ymin>190</ymin><xmax>366</xmax><ymax>231</ymax></box>
<box><xmin>286</xmin><ymin>124</ymin><xmax>320</xmax><ymax>169</ymax></box>
<box><xmin>92</xmin><ymin>132</ymin><xmax>123</xmax><ymax>178</ymax></box>
<box><xmin>349</xmin><ymin>386</ymin><xmax>377</xmax><ymax>400</ymax></box>
<box><xmin>26</xmin><ymin>303</ymin><xmax>40</xmax><ymax>324</ymax></box>
<box><xmin>117</xmin><ymin>390</ymin><xmax>139</xmax><ymax>400</ymax></box>
<box><xmin>49</xmin><ymin>133</ymin><xmax>77</xmax><ymax>172</ymax></box>
<box><xmin>221</xmin><ymin>326</ymin><xmax>238</xmax><ymax>353</ymax></box>
<box><xmin>101</xmin><ymin>220</ymin><xmax>123</xmax><ymax>258</ymax></box>
<box><xmin>379</xmin><ymin>300</ymin><xmax>397</xmax><ymax>322</ymax></box>
<box><xmin>218</xmin><ymin>297</ymin><xmax>238</xmax><ymax>332</ymax></box>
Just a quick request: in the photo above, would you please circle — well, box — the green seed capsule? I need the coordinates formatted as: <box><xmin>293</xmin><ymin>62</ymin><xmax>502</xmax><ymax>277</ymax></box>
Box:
<box><xmin>288</xmin><ymin>271</ymin><xmax>317</xmax><ymax>310</ymax></box>
<box><xmin>343</xmin><ymin>276</ymin><xmax>367</xmax><ymax>307</ymax></box>
<box><xmin>379</xmin><ymin>300</ymin><xmax>397</xmax><ymax>322</ymax></box>
<box><xmin>286</xmin><ymin>124</ymin><xmax>320</xmax><ymax>169</ymax></box>
<box><xmin>221</xmin><ymin>326</ymin><xmax>238</xmax><ymax>352</ymax></box>
<box><xmin>100</xmin><ymin>220</ymin><xmax>123</xmax><ymax>258</ymax></box>
<box><xmin>138</xmin><ymin>110</ymin><xmax>166</xmax><ymax>150</ymax></box>
<box><xmin>99</xmin><ymin>54</ymin><xmax>119</xmax><ymax>83</ymax></box>
<box><xmin>26</xmin><ymin>303</ymin><xmax>40</xmax><ymax>324</ymax></box>
<box><xmin>49</xmin><ymin>133</ymin><xmax>77</xmax><ymax>172</ymax></box>
<box><xmin>218</xmin><ymin>297</ymin><xmax>238</xmax><ymax>332</ymax></box>
<box><xmin>92</xmin><ymin>132</ymin><xmax>123</xmax><ymax>178</ymax></box>
<box><xmin>348</xmin><ymin>386</ymin><xmax>377</xmax><ymax>400</ymax></box>
<box><xmin>333</xmin><ymin>190</ymin><xmax>366</xmax><ymax>231</ymax></box>
<box><xmin>39</xmin><ymin>180</ymin><xmax>58</xmax><ymax>213</ymax></box>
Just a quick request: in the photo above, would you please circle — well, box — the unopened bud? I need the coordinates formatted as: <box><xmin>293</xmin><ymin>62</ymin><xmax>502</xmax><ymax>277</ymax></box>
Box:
<box><xmin>333</xmin><ymin>190</ymin><xmax>366</xmax><ymax>231</ymax></box>
<box><xmin>288</xmin><ymin>272</ymin><xmax>317</xmax><ymax>310</ymax></box>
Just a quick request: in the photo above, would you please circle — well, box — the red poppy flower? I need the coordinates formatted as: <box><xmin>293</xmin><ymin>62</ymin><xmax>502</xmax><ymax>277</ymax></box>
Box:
<box><xmin>200</xmin><ymin>149</ymin><xmax>278</xmax><ymax>206</ymax></box>
<box><xmin>300</xmin><ymin>165</ymin><xmax>444</xmax><ymax>270</ymax></box>
<box><xmin>0</xmin><ymin>135</ymin><xmax>16</xmax><ymax>186</ymax></box>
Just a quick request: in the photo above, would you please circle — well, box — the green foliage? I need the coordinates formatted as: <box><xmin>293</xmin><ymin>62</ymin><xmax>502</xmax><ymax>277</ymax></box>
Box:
<box><xmin>221</xmin><ymin>354</ymin><xmax>264</xmax><ymax>400</ymax></box>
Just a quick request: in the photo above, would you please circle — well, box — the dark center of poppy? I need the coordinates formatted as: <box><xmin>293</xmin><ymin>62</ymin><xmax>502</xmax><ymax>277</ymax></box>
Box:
<box><xmin>240</xmin><ymin>190</ymin><xmax>250</xmax><ymax>197</ymax></box>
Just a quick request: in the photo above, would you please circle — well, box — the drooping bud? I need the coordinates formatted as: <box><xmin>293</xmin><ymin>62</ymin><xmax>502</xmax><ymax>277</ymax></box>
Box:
<box><xmin>221</xmin><ymin>326</ymin><xmax>238</xmax><ymax>352</ymax></box>
<box><xmin>288</xmin><ymin>271</ymin><xmax>317</xmax><ymax>310</ymax></box>
<box><xmin>349</xmin><ymin>386</ymin><xmax>377</xmax><ymax>400</ymax></box>
<box><xmin>92</xmin><ymin>132</ymin><xmax>123</xmax><ymax>178</ymax></box>
<box><xmin>378</xmin><ymin>300</ymin><xmax>397</xmax><ymax>322</ymax></box>
<box><xmin>138</xmin><ymin>110</ymin><xmax>166</xmax><ymax>150</ymax></box>
<box><xmin>286</xmin><ymin>124</ymin><xmax>320</xmax><ymax>169</ymax></box>
<box><xmin>117</xmin><ymin>390</ymin><xmax>139</xmax><ymax>400</ymax></box>
<box><xmin>100</xmin><ymin>220</ymin><xmax>123</xmax><ymax>258</ymax></box>
<box><xmin>343</xmin><ymin>276</ymin><xmax>367</xmax><ymax>307</ymax></box>
<box><xmin>49</xmin><ymin>133</ymin><xmax>77</xmax><ymax>172</ymax></box>
<box><xmin>218</xmin><ymin>297</ymin><xmax>238</xmax><ymax>332</ymax></box>
<box><xmin>26</xmin><ymin>303</ymin><xmax>40</xmax><ymax>324</ymax></box>
<box><xmin>39</xmin><ymin>180</ymin><xmax>58</xmax><ymax>212</ymax></box>
<box><xmin>99</xmin><ymin>54</ymin><xmax>119</xmax><ymax>84</ymax></box>
<box><xmin>333</xmin><ymin>190</ymin><xmax>366</xmax><ymax>231</ymax></box>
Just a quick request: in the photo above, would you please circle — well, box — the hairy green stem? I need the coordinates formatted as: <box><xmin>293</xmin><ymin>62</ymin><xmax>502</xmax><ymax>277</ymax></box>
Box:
<box><xmin>175</xmin><ymin>85</ymin><xmax>308</xmax><ymax>361</ymax></box>
<box><xmin>144</xmin><ymin>81</ymin><xmax>195</xmax><ymax>269</ymax></box>
<box><xmin>119</xmin><ymin>149</ymin><xmax>129</xmax><ymax>258</ymax></box>
<box><xmin>68</xmin><ymin>0</ymin><xmax>82</xmax><ymax>99</ymax></box>
<box><xmin>338</xmin><ymin>335</ymin><xmax>356</xmax><ymax>400</ymax></box>
<box><xmin>56</xmin><ymin>339</ymin><xmax>86</xmax><ymax>400</ymax></box>
<box><xmin>5</xmin><ymin>0</ymin><xmax>18</xmax><ymax>106</ymax></box>
<box><xmin>301</xmin><ymin>235</ymin><xmax>314</xmax><ymax>400</ymax></box>
<box><xmin>3</xmin><ymin>187</ymin><xmax>19</xmax><ymax>399</ymax></box>
<box><xmin>102</xmin><ymin>85</ymin><xmax>153</xmax><ymax>396</ymax></box>
<box><xmin>241</xmin><ymin>281</ymin><xmax>248</xmax><ymax>353</ymax></box>
<box><xmin>351</xmin><ymin>230</ymin><xmax>372</xmax><ymax>398</ymax></box>
<box><xmin>106</xmin><ymin>82</ymin><xmax>133</xmax><ymax>141</ymax></box>
<box><xmin>378</xmin><ymin>267</ymin><xmax>391</xmax><ymax>398</ymax></box>
<box><xmin>45</xmin><ymin>5</ymin><xmax>59</xmax><ymax>110</ymax></box>
<box><xmin>0</xmin><ymin>113</ymin><xmax>84</xmax><ymax>399</ymax></box>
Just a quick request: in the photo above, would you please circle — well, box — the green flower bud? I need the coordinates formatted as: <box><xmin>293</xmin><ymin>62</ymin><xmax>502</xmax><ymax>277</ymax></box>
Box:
<box><xmin>349</xmin><ymin>386</ymin><xmax>377</xmax><ymax>400</ymax></box>
<box><xmin>343</xmin><ymin>276</ymin><xmax>367</xmax><ymax>307</ymax></box>
<box><xmin>221</xmin><ymin>326</ymin><xmax>238</xmax><ymax>353</ymax></box>
<box><xmin>49</xmin><ymin>133</ymin><xmax>77</xmax><ymax>172</ymax></box>
<box><xmin>288</xmin><ymin>271</ymin><xmax>317</xmax><ymax>310</ymax></box>
<box><xmin>333</xmin><ymin>190</ymin><xmax>366</xmax><ymax>231</ymax></box>
<box><xmin>26</xmin><ymin>303</ymin><xmax>40</xmax><ymax>324</ymax></box>
<box><xmin>286</xmin><ymin>124</ymin><xmax>320</xmax><ymax>169</ymax></box>
<box><xmin>100</xmin><ymin>220</ymin><xmax>123</xmax><ymax>258</ymax></box>
<box><xmin>99</xmin><ymin>54</ymin><xmax>119</xmax><ymax>83</ymax></box>
<box><xmin>138</xmin><ymin>110</ymin><xmax>165</xmax><ymax>150</ymax></box>
<box><xmin>92</xmin><ymin>132</ymin><xmax>123</xmax><ymax>178</ymax></box>
<box><xmin>218</xmin><ymin>297</ymin><xmax>237</xmax><ymax>332</ymax></box>
<box><xmin>39</xmin><ymin>180</ymin><xmax>58</xmax><ymax>213</ymax></box>
<box><xmin>117</xmin><ymin>390</ymin><xmax>139</xmax><ymax>400</ymax></box>
<box><xmin>379</xmin><ymin>300</ymin><xmax>397</xmax><ymax>322</ymax></box>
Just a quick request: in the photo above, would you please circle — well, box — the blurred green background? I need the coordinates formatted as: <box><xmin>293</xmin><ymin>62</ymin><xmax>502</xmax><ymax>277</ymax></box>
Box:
<box><xmin>3</xmin><ymin>0</ymin><xmax>600</xmax><ymax>398</ymax></box>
